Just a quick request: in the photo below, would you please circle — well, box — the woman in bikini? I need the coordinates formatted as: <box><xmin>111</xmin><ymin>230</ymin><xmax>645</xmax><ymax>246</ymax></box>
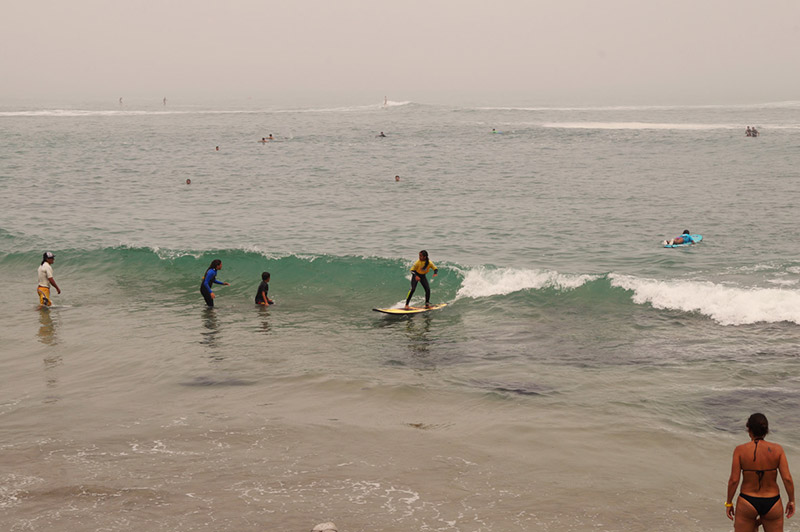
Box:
<box><xmin>727</xmin><ymin>413</ymin><xmax>795</xmax><ymax>531</ymax></box>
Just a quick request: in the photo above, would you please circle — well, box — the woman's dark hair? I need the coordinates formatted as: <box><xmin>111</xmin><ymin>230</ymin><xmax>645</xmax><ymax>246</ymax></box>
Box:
<box><xmin>683</xmin><ymin>229</ymin><xmax>690</xmax><ymax>235</ymax></box>
<box><xmin>204</xmin><ymin>259</ymin><xmax>222</xmax><ymax>279</ymax></box>
<box><xmin>420</xmin><ymin>250</ymin><xmax>429</xmax><ymax>269</ymax></box>
<box><xmin>747</xmin><ymin>413</ymin><xmax>769</xmax><ymax>438</ymax></box>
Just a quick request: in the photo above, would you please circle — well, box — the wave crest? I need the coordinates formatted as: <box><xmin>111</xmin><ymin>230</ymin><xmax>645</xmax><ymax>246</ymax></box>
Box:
<box><xmin>610</xmin><ymin>274</ymin><xmax>800</xmax><ymax>326</ymax></box>
<box><xmin>455</xmin><ymin>267</ymin><xmax>597</xmax><ymax>299</ymax></box>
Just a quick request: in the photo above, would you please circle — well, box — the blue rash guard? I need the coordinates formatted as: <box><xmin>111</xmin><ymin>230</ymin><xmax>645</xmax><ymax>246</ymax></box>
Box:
<box><xmin>202</xmin><ymin>268</ymin><xmax>225</xmax><ymax>293</ymax></box>
<box><xmin>200</xmin><ymin>268</ymin><xmax>225</xmax><ymax>307</ymax></box>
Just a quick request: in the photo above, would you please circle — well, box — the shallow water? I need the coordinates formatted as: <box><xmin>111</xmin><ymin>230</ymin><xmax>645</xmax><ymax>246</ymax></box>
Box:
<box><xmin>2</xmin><ymin>98</ymin><xmax>800</xmax><ymax>531</ymax></box>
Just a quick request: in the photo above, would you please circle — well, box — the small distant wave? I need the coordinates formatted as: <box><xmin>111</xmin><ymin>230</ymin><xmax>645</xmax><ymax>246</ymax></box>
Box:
<box><xmin>455</xmin><ymin>266</ymin><xmax>598</xmax><ymax>299</ymax></box>
<box><xmin>541</xmin><ymin>122</ymin><xmax>742</xmax><ymax>131</ymax></box>
<box><xmin>610</xmin><ymin>273</ymin><xmax>800</xmax><ymax>326</ymax></box>
<box><xmin>475</xmin><ymin>101</ymin><xmax>800</xmax><ymax>112</ymax></box>
<box><xmin>0</xmin><ymin>109</ymin><xmax>177</xmax><ymax>117</ymax></box>
<box><xmin>0</xmin><ymin>101</ymin><xmax>414</xmax><ymax>118</ymax></box>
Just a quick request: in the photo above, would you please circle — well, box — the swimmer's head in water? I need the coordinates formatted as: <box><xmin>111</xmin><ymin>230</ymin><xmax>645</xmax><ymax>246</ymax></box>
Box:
<box><xmin>747</xmin><ymin>413</ymin><xmax>769</xmax><ymax>438</ymax></box>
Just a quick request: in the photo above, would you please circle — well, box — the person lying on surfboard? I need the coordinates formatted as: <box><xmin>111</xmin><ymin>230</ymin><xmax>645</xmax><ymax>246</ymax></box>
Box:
<box><xmin>665</xmin><ymin>230</ymin><xmax>695</xmax><ymax>246</ymax></box>
<box><xmin>405</xmin><ymin>250</ymin><xmax>438</xmax><ymax>310</ymax></box>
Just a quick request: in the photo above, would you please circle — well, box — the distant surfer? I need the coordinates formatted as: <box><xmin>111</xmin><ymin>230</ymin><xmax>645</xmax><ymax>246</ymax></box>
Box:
<box><xmin>378</xmin><ymin>131</ymin><xmax>386</xmax><ymax>138</ymax></box>
<box><xmin>119</xmin><ymin>97</ymin><xmax>123</xmax><ymax>106</ymax></box>
<box><xmin>163</xmin><ymin>97</ymin><xmax>167</xmax><ymax>106</ymax></box>
<box><xmin>254</xmin><ymin>272</ymin><xmax>274</xmax><ymax>306</ymax></box>
<box><xmin>395</xmin><ymin>175</ymin><xmax>400</xmax><ymax>182</ymax></box>
<box><xmin>384</xmin><ymin>96</ymin><xmax>387</xmax><ymax>107</ymax></box>
<box><xmin>37</xmin><ymin>252</ymin><xmax>61</xmax><ymax>308</ymax></box>
<box><xmin>664</xmin><ymin>230</ymin><xmax>694</xmax><ymax>246</ymax></box>
<box><xmin>215</xmin><ymin>146</ymin><xmax>219</xmax><ymax>151</ymax></box>
<box><xmin>726</xmin><ymin>413</ymin><xmax>795</xmax><ymax>530</ymax></box>
<box><xmin>186</xmin><ymin>178</ymin><xmax>191</xmax><ymax>185</ymax></box>
<box><xmin>404</xmin><ymin>250</ymin><xmax>438</xmax><ymax>310</ymax></box>
<box><xmin>200</xmin><ymin>259</ymin><xmax>229</xmax><ymax>307</ymax></box>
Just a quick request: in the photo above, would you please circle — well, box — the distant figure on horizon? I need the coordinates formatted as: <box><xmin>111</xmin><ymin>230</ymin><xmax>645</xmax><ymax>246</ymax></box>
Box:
<box><xmin>384</xmin><ymin>96</ymin><xmax>388</xmax><ymax>107</ymax></box>
<box><xmin>119</xmin><ymin>97</ymin><xmax>123</xmax><ymax>106</ymax></box>
<box><xmin>378</xmin><ymin>131</ymin><xmax>386</xmax><ymax>138</ymax></box>
<box><xmin>163</xmin><ymin>97</ymin><xmax>167</xmax><ymax>106</ymax></box>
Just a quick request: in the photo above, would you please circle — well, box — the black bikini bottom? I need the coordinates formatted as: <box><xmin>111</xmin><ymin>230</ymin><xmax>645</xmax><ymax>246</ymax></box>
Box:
<box><xmin>739</xmin><ymin>493</ymin><xmax>781</xmax><ymax>517</ymax></box>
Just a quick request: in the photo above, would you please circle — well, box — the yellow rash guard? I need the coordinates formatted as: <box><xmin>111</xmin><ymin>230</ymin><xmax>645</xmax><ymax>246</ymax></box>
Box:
<box><xmin>410</xmin><ymin>260</ymin><xmax>437</xmax><ymax>275</ymax></box>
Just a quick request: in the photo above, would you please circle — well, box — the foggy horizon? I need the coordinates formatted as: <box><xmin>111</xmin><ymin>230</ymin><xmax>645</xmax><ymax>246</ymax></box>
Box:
<box><xmin>3</xmin><ymin>0</ymin><xmax>799</xmax><ymax>106</ymax></box>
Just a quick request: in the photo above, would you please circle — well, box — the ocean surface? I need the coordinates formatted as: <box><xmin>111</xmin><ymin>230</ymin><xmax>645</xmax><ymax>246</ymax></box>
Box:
<box><xmin>2</xmin><ymin>98</ymin><xmax>800</xmax><ymax>531</ymax></box>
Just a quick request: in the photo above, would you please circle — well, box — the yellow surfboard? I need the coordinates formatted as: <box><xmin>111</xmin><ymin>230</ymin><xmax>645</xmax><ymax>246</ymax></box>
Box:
<box><xmin>373</xmin><ymin>303</ymin><xmax>447</xmax><ymax>315</ymax></box>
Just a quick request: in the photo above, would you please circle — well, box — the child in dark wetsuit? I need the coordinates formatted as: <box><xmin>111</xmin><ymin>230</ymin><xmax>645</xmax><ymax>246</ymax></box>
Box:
<box><xmin>255</xmin><ymin>272</ymin><xmax>274</xmax><ymax>305</ymax></box>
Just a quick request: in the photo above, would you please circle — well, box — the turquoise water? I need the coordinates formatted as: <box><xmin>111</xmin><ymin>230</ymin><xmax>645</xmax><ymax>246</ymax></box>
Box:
<box><xmin>2</xmin><ymin>99</ymin><xmax>800</xmax><ymax>531</ymax></box>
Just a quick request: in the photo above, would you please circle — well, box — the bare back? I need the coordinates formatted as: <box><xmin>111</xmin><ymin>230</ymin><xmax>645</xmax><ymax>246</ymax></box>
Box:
<box><xmin>737</xmin><ymin>440</ymin><xmax>784</xmax><ymax>496</ymax></box>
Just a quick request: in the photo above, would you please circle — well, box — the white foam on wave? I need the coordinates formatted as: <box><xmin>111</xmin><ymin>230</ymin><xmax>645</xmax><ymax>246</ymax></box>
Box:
<box><xmin>476</xmin><ymin>101</ymin><xmax>800</xmax><ymax>112</ymax></box>
<box><xmin>455</xmin><ymin>267</ymin><xmax>597</xmax><ymax>300</ymax></box>
<box><xmin>0</xmin><ymin>109</ymin><xmax>173</xmax><ymax>117</ymax></box>
<box><xmin>610</xmin><ymin>274</ymin><xmax>800</xmax><ymax>326</ymax></box>
<box><xmin>542</xmin><ymin>122</ymin><xmax>741</xmax><ymax>131</ymax></box>
<box><xmin>0</xmin><ymin>102</ymin><xmax>413</xmax><ymax>118</ymax></box>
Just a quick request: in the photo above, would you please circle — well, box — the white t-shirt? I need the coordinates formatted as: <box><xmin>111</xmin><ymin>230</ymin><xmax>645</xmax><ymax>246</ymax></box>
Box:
<box><xmin>38</xmin><ymin>262</ymin><xmax>54</xmax><ymax>287</ymax></box>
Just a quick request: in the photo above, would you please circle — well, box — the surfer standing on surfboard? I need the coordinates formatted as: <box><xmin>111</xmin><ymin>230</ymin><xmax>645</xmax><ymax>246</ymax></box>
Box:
<box><xmin>405</xmin><ymin>250</ymin><xmax>438</xmax><ymax>310</ymax></box>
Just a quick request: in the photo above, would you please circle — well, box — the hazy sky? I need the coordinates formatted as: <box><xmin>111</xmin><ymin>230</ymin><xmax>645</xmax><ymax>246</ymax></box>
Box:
<box><xmin>3</xmin><ymin>0</ymin><xmax>799</xmax><ymax>104</ymax></box>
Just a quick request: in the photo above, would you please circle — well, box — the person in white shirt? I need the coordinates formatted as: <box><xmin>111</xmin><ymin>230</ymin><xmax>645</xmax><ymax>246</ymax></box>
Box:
<box><xmin>37</xmin><ymin>252</ymin><xmax>61</xmax><ymax>307</ymax></box>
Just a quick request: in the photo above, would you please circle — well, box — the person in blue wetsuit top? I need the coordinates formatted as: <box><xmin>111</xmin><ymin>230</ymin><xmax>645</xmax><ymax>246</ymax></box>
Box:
<box><xmin>200</xmin><ymin>259</ymin><xmax>229</xmax><ymax>307</ymax></box>
<box><xmin>666</xmin><ymin>230</ymin><xmax>694</xmax><ymax>246</ymax></box>
<box><xmin>404</xmin><ymin>250</ymin><xmax>438</xmax><ymax>310</ymax></box>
